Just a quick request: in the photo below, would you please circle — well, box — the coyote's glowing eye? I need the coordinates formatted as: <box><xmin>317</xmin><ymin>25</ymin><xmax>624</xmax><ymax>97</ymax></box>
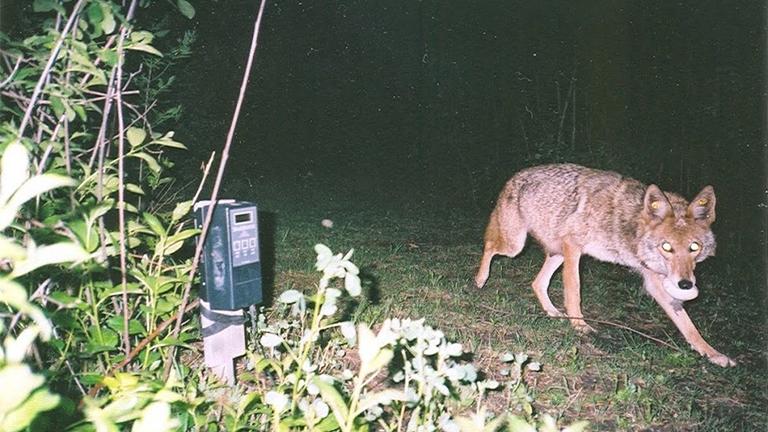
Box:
<box><xmin>689</xmin><ymin>242</ymin><xmax>701</xmax><ymax>252</ymax></box>
<box><xmin>661</xmin><ymin>241</ymin><xmax>673</xmax><ymax>252</ymax></box>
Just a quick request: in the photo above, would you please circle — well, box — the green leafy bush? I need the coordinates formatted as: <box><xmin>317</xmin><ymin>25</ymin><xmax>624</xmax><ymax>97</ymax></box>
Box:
<box><xmin>0</xmin><ymin>2</ymin><xmax>586</xmax><ymax>431</ymax></box>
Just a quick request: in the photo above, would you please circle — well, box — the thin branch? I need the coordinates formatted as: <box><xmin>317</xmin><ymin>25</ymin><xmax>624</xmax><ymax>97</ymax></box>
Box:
<box><xmin>115</xmin><ymin>2</ymin><xmax>136</xmax><ymax>357</ymax></box>
<box><xmin>17</xmin><ymin>0</ymin><xmax>86</xmax><ymax>141</ymax></box>
<box><xmin>477</xmin><ymin>303</ymin><xmax>683</xmax><ymax>352</ymax></box>
<box><xmin>192</xmin><ymin>152</ymin><xmax>217</xmax><ymax>204</ymax></box>
<box><xmin>0</xmin><ymin>54</ymin><xmax>23</xmax><ymax>89</ymax></box>
<box><xmin>163</xmin><ymin>0</ymin><xmax>269</xmax><ymax>380</ymax></box>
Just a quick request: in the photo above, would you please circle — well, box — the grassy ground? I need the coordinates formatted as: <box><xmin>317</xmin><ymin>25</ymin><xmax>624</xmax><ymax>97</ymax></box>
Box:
<box><xmin>225</xmin><ymin>177</ymin><xmax>767</xmax><ymax>431</ymax></box>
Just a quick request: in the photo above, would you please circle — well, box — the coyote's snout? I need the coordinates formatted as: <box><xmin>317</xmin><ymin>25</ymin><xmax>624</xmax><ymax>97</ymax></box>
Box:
<box><xmin>475</xmin><ymin>164</ymin><xmax>735</xmax><ymax>367</ymax></box>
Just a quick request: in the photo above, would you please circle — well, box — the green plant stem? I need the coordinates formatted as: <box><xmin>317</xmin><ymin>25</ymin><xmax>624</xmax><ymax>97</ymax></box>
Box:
<box><xmin>289</xmin><ymin>285</ymin><xmax>326</xmax><ymax>414</ymax></box>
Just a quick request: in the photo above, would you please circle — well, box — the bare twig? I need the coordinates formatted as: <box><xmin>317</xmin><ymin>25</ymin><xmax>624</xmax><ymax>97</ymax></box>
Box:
<box><xmin>0</xmin><ymin>54</ymin><xmax>23</xmax><ymax>89</ymax></box>
<box><xmin>192</xmin><ymin>152</ymin><xmax>217</xmax><ymax>204</ymax></box>
<box><xmin>17</xmin><ymin>0</ymin><xmax>86</xmax><ymax>141</ymax></box>
<box><xmin>163</xmin><ymin>0</ymin><xmax>269</xmax><ymax>380</ymax></box>
<box><xmin>477</xmin><ymin>303</ymin><xmax>684</xmax><ymax>353</ymax></box>
<box><xmin>114</xmin><ymin>1</ymin><xmax>137</xmax><ymax>357</ymax></box>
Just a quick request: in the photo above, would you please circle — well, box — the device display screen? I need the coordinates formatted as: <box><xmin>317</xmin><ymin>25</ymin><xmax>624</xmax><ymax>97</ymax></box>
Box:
<box><xmin>234</xmin><ymin>212</ymin><xmax>251</xmax><ymax>224</ymax></box>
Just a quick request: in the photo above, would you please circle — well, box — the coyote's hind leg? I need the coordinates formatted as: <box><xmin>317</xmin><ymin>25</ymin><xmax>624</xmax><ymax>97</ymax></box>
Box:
<box><xmin>475</xmin><ymin>207</ymin><xmax>527</xmax><ymax>288</ymax></box>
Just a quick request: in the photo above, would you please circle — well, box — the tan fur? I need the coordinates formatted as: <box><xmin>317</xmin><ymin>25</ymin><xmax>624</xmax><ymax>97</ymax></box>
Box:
<box><xmin>475</xmin><ymin>164</ymin><xmax>735</xmax><ymax>367</ymax></box>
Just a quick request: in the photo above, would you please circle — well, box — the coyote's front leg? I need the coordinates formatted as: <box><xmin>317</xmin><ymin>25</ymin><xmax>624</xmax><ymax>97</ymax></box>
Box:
<box><xmin>642</xmin><ymin>271</ymin><xmax>736</xmax><ymax>367</ymax></box>
<box><xmin>562</xmin><ymin>240</ymin><xmax>595</xmax><ymax>333</ymax></box>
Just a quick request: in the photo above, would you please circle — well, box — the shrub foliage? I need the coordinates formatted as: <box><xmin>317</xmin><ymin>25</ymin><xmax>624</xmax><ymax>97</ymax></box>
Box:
<box><xmin>0</xmin><ymin>2</ymin><xmax>584</xmax><ymax>430</ymax></box>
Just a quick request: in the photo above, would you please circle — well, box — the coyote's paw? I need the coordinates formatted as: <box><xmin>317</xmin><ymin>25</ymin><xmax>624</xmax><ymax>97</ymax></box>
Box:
<box><xmin>709</xmin><ymin>353</ymin><xmax>737</xmax><ymax>367</ymax></box>
<box><xmin>571</xmin><ymin>320</ymin><xmax>596</xmax><ymax>334</ymax></box>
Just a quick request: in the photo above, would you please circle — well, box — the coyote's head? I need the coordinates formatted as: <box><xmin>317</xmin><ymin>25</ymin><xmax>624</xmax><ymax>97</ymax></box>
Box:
<box><xmin>637</xmin><ymin>184</ymin><xmax>716</xmax><ymax>301</ymax></box>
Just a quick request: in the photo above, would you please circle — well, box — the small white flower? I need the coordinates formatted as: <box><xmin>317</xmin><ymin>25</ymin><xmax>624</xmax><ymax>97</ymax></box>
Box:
<box><xmin>344</xmin><ymin>274</ymin><xmax>362</xmax><ymax>296</ymax></box>
<box><xmin>444</xmin><ymin>342</ymin><xmax>463</xmax><ymax>357</ymax></box>
<box><xmin>321</xmin><ymin>219</ymin><xmax>334</xmax><ymax>228</ymax></box>
<box><xmin>527</xmin><ymin>361</ymin><xmax>541</xmax><ymax>372</ymax></box>
<box><xmin>312</xmin><ymin>398</ymin><xmax>330</xmax><ymax>418</ymax></box>
<box><xmin>265</xmin><ymin>391</ymin><xmax>289</xmax><ymax>413</ymax></box>
<box><xmin>340</xmin><ymin>321</ymin><xmax>357</xmax><ymax>346</ymax></box>
<box><xmin>320</xmin><ymin>301</ymin><xmax>338</xmax><ymax>317</ymax></box>
<box><xmin>259</xmin><ymin>333</ymin><xmax>283</xmax><ymax>348</ymax></box>
<box><xmin>278</xmin><ymin>289</ymin><xmax>302</xmax><ymax>304</ymax></box>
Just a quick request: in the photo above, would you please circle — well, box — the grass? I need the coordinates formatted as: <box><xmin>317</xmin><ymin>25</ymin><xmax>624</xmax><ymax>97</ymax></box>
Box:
<box><xmin>223</xmin><ymin>177</ymin><xmax>767</xmax><ymax>431</ymax></box>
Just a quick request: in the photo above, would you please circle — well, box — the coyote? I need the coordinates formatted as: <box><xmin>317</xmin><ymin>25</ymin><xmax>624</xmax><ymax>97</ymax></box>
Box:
<box><xmin>475</xmin><ymin>164</ymin><xmax>735</xmax><ymax>367</ymax></box>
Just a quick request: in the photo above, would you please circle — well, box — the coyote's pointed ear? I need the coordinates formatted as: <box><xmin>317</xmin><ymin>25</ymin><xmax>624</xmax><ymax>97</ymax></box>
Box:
<box><xmin>688</xmin><ymin>185</ymin><xmax>716</xmax><ymax>225</ymax></box>
<box><xmin>643</xmin><ymin>184</ymin><xmax>671</xmax><ymax>220</ymax></box>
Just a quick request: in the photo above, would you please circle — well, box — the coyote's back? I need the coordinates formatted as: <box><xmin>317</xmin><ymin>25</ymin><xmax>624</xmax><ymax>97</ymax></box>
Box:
<box><xmin>475</xmin><ymin>163</ymin><xmax>734</xmax><ymax>367</ymax></box>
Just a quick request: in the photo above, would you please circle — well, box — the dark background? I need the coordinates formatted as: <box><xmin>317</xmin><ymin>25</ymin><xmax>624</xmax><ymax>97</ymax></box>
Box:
<box><xmin>3</xmin><ymin>1</ymin><xmax>763</xmax><ymax>273</ymax></box>
<box><xmin>172</xmin><ymin>0</ymin><xmax>766</xmax><ymax>272</ymax></box>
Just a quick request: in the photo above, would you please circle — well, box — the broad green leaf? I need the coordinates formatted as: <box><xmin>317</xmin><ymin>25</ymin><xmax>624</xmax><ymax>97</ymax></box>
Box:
<box><xmin>170</xmin><ymin>200</ymin><xmax>193</xmax><ymax>223</ymax></box>
<box><xmin>126</xmin><ymin>127</ymin><xmax>146</xmax><ymax>148</ymax></box>
<box><xmin>89</xmin><ymin>326</ymin><xmax>119</xmax><ymax>348</ymax></box>
<box><xmin>88</xmin><ymin>201</ymin><xmax>114</xmax><ymax>221</ymax></box>
<box><xmin>311</xmin><ymin>376</ymin><xmax>349</xmax><ymax>426</ymax></box>
<box><xmin>86</xmin><ymin>2</ymin><xmax>103</xmax><ymax>25</ymax></box>
<box><xmin>10</xmin><ymin>242</ymin><xmax>89</xmax><ymax>278</ymax></box>
<box><xmin>126</xmin><ymin>183</ymin><xmax>145</xmax><ymax>195</ymax></box>
<box><xmin>365</xmin><ymin>348</ymin><xmax>393</xmax><ymax>377</ymax></box>
<box><xmin>163</xmin><ymin>229</ymin><xmax>200</xmax><ymax>255</ymax></box>
<box><xmin>0</xmin><ymin>364</ymin><xmax>44</xmax><ymax>414</ymax></box>
<box><xmin>0</xmin><ymin>236</ymin><xmax>26</xmax><ymax>261</ymax></box>
<box><xmin>354</xmin><ymin>389</ymin><xmax>405</xmax><ymax>415</ymax></box>
<box><xmin>162</xmin><ymin>240</ymin><xmax>185</xmax><ymax>256</ymax></box>
<box><xmin>132</xmin><ymin>401</ymin><xmax>179</xmax><ymax>432</ymax></box>
<box><xmin>97</xmin><ymin>284</ymin><xmax>143</xmax><ymax>302</ymax></box>
<box><xmin>48</xmin><ymin>291</ymin><xmax>80</xmax><ymax>307</ymax></box>
<box><xmin>50</xmin><ymin>96</ymin><xmax>65</xmax><ymax>118</ymax></box>
<box><xmin>0</xmin><ymin>280</ymin><xmax>52</xmax><ymax>339</ymax></box>
<box><xmin>130</xmin><ymin>152</ymin><xmax>161</xmax><ymax>173</ymax></box>
<box><xmin>68</xmin><ymin>219</ymin><xmax>100</xmax><ymax>253</ymax></box>
<box><xmin>106</xmin><ymin>317</ymin><xmax>145</xmax><ymax>336</ymax></box>
<box><xmin>130</xmin><ymin>31</ymin><xmax>154</xmax><ymax>44</ymax></box>
<box><xmin>127</xmin><ymin>44</ymin><xmax>163</xmax><ymax>57</ymax></box>
<box><xmin>98</xmin><ymin>48</ymin><xmax>119</xmax><ymax>66</ymax></box>
<box><xmin>314</xmin><ymin>413</ymin><xmax>340</xmax><ymax>432</ymax></box>
<box><xmin>0</xmin><ymin>387</ymin><xmax>60</xmax><ymax>432</ymax></box>
<box><xmin>32</xmin><ymin>0</ymin><xmax>64</xmax><ymax>14</ymax></box>
<box><xmin>5</xmin><ymin>327</ymin><xmax>41</xmax><ymax>363</ymax></box>
<box><xmin>164</xmin><ymin>228</ymin><xmax>199</xmax><ymax>248</ymax></box>
<box><xmin>150</xmin><ymin>132</ymin><xmax>187</xmax><ymax>150</ymax></box>
<box><xmin>0</xmin><ymin>174</ymin><xmax>76</xmax><ymax>230</ymax></box>
<box><xmin>177</xmin><ymin>0</ymin><xmax>196</xmax><ymax>19</ymax></box>
<box><xmin>0</xmin><ymin>142</ymin><xmax>30</xmax><ymax>206</ymax></box>
<box><xmin>237</xmin><ymin>392</ymin><xmax>262</xmax><ymax>416</ymax></box>
<box><xmin>100</xmin><ymin>7</ymin><xmax>116</xmax><ymax>34</ymax></box>
<box><xmin>142</xmin><ymin>212</ymin><xmax>166</xmax><ymax>236</ymax></box>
